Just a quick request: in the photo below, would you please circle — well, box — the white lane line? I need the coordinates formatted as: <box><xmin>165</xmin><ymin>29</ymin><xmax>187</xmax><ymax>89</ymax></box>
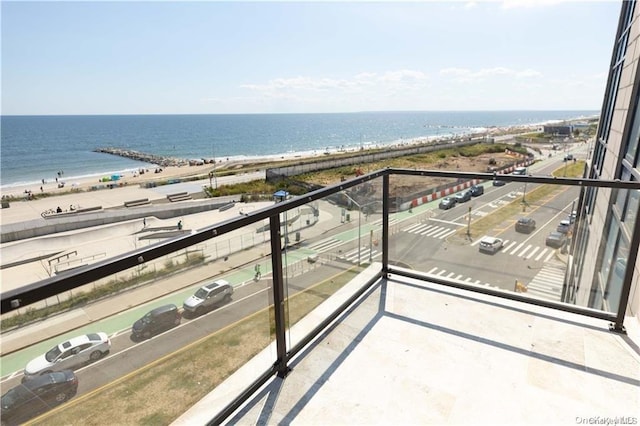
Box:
<box><xmin>418</xmin><ymin>225</ymin><xmax>436</xmax><ymax>235</ymax></box>
<box><xmin>437</xmin><ymin>269</ymin><xmax>447</xmax><ymax>276</ymax></box>
<box><xmin>465</xmin><ymin>277</ymin><xmax>472</xmax><ymax>282</ymax></box>
<box><xmin>471</xmin><ymin>235</ymin><xmax>487</xmax><ymax>246</ymax></box>
<box><xmin>545</xmin><ymin>251</ymin><xmax>555</xmax><ymax>262</ymax></box>
<box><xmin>433</xmin><ymin>228</ymin><xmax>453</xmax><ymax>239</ymax></box>
<box><xmin>430</xmin><ymin>218</ymin><xmax>466</xmax><ymax>227</ymax></box>
<box><xmin>455</xmin><ymin>274</ymin><xmax>463</xmax><ymax>280</ymax></box>
<box><xmin>446</xmin><ymin>272</ymin><xmax>455</xmax><ymax>278</ymax></box>
<box><xmin>425</xmin><ymin>226</ymin><xmax>445</xmax><ymax>237</ymax></box>
<box><xmin>428</xmin><ymin>266</ymin><xmax>438</xmax><ymax>274</ymax></box>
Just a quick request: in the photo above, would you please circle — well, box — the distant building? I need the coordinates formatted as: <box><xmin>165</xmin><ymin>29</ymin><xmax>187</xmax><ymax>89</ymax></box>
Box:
<box><xmin>543</xmin><ymin>124</ymin><xmax>573</xmax><ymax>136</ymax></box>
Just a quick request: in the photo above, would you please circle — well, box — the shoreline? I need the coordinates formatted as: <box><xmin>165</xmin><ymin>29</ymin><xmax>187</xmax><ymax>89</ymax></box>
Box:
<box><xmin>0</xmin><ymin>116</ymin><xmax>595</xmax><ymax>197</ymax></box>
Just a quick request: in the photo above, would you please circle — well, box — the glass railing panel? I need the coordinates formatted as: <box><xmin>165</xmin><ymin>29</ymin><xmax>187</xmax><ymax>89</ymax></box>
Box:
<box><xmin>386</xmin><ymin>161</ymin><xmax>631</xmax><ymax>314</ymax></box>
<box><xmin>281</xmin><ymin>179</ymin><xmax>383</xmax><ymax>351</ymax></box>
<box><xmin>1</xmin><ymin>209</ymin><xmax>277</xmax><ymax>425</ymax></box>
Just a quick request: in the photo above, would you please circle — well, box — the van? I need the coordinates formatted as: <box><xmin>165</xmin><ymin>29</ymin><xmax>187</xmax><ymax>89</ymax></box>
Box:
<box><xmin>132</xmin><ymin>304</ymin><xmax>181</xmax><ymax>339</ymax></box>
<box><xmin>512</xmin><ymin>167</ymin><xmax>527</xmax><ymax>175</ymax></box>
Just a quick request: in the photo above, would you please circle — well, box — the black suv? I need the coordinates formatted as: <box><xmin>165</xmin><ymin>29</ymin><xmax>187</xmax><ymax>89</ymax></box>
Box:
<box><xmin>1</xmin><ymin>370</ymin><xmax>78</xmax><ymax>425</ymax></box>
<box><xmin>515</xmin><ymin>217</ymin><xmax>536</xmax><ymax>233</ymax></box>
<box><xmin>469</xmin><ymin>185</ymin><xmax>484</xmax><ymax>196</ymax></box>
<box><xmin>132</xmin><ymin>304</ymin><xmax>182</xmax><ymax>339</ymax></box>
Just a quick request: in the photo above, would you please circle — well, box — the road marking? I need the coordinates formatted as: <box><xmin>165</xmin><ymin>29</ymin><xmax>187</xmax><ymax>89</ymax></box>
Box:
<box><xmin>428</xmin><ymin>266</ymin><xmax>438</xmax><ymax>274</ymax></box>
<box><xmin>433</xmin><ymin>228</ymin><xmax>454</xmax><ymax>239</ymax></box>
<box><xmin>545</xmin><ymin>251</ymin><xmax>555</xmax><ymax>262</ymax></box>
<box><xmin>429</xmin><ymin>218</ymin><xmax>466</xmax><ymax>227</ymax></box>
<box><xmin>465</xmin><ymin>277</ymin><xmax>472</xmax><ymax>282</ymax></box>
<box><xmin>526</xmin><ymin>246</ymin><xmax>540</xmax><ymax>259</ymax></box>
<box><xmin>425</xmin><ymin>226</ymin><xmax>445</xmax><ymax>237</ymax></box>
<box><xmin>437</xmin><ymin>270</ymin><xmax>447</xmax><ymax>276</ymax></box>
<box><xmin>446</xmin><ymin>272</ymin><xmax>455</xmax><ymax>278</ymax></box>
<box><xmin>504</xmin><ymin>241</ymin><xmax>517</xmax><ymax>252</ymax></box>
<box><xmin>438</xmin><ymin>229</ymin><xmax>457</xmax><ymax>239</ymax></box>
<box><xmin>471</xmin><ymin>235</ymin><xmax>487</xmax><ymax>246</ymax></box>
<box><xmin>473</xmin><ymin>211</ymin><xmax>488</xmax><ymax>217</ymax></box>
<box><xmin>510</xmin><ymin>243</ymin><xmax>524</xmax><ymax>255</ymax></box>
<box><xmin>535</xmin><ymin>248</ymin><xmax>548</xmax><ymax>261</ymax></box>
<box><xmin>518</xmin><ymin>244</ymin><xmax>532</xmax><ymax>258</ymax></box>
<box><xmin>417</xmin><ymin>225</ymin><xmax>436</xmax><ymax>235</ymax></box>
<box><xmin>455</xmin><ymin>274</ymin><xmax>463</xmax><ymax>280</ymax></box>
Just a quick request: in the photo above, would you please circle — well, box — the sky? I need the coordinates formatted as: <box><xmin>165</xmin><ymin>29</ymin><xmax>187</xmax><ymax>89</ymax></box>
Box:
<box><xmin>0</xmin><ymin>0</ymin><xmax>624</xmax><ymax>115</ymax></box>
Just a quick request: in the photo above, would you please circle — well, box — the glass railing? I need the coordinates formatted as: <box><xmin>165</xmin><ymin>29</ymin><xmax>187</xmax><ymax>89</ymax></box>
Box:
<box><xmin>1</xmin><ymin>166</ymin><xmax>639</xmax><ymax>424</ymax></box>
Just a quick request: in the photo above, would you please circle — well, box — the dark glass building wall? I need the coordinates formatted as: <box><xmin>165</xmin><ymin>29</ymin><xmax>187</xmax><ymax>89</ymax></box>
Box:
<box><xmin>577</xmin><ymin>0</ymin><xmax>640</xmax><ymax>313</ymax></box>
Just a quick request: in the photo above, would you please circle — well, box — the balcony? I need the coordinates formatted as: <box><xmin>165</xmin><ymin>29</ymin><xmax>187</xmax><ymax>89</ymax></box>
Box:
<box><xmin>1</xmin><ymin>164</ymin><xmax>639</xmax><ymax>425</ymax></box>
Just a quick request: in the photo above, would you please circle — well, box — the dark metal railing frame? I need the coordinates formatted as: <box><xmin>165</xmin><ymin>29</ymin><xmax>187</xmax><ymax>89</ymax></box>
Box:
<box><xmin>3</xmin><ymin>168</ymin><xmax>640</xmax><ymax>424</ymax></box>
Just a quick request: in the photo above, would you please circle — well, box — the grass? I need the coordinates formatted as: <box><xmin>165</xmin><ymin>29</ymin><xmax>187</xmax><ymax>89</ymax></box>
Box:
<box><xmin>33</xmin><ymin>267</ymin><xmax>361</xmax><ymax>426</ymax></box>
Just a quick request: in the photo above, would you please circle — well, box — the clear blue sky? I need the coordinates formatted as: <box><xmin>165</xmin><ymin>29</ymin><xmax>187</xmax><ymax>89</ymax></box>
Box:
<box><xmin>1</xmin><ymin>1</ymin><xmax>623</xmax><ymax>115</ymax></box>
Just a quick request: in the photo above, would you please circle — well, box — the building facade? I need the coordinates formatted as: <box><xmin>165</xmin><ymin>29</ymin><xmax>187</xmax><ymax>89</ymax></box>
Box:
<box><xmin>570</xmin><ymin>0</ymin><xmax>640</xmax><ymax>324</ymax></box>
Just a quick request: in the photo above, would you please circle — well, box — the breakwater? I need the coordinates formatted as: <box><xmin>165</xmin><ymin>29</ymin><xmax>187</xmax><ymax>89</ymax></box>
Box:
<box><xmin>94</xmin><ymin>147</ymin><xmax>191</xmax><ymax>167</ymax></box>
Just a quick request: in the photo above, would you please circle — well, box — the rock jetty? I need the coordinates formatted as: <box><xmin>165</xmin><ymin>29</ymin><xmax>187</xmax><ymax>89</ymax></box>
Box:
<box><xmin>94</xmin><ymin>147</ymin><xmax>189</xmax><ymax>167</ymax></box>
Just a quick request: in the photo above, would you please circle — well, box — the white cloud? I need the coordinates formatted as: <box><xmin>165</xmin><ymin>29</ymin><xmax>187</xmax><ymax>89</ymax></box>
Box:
<box><xmin>500</xmin><ymin>0</ymin><xmax>577</xmax><ymax>9</ymax></box>
<box><xmin>440</xmin><ymin>66</ymin><xmax>542</xmax><ymax>82</ymax></box>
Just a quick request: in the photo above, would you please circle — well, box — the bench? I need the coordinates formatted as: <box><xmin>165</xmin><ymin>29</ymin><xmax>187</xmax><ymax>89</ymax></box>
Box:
<box><xmin>167</xmin><ymin>192</ymin><xmax>192</xmax><ymax>202</ymax></box>
<box><xmin>124</xmin><ymin>198</ymin><xmax>151</xmax><ymax>207</ymax></box>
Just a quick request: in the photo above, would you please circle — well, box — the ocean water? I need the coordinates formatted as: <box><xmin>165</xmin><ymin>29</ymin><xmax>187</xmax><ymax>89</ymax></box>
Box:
<box><xmin>0</xmin><ymin>111</ymin><xmax>597</xmax><ymax>189</ymax></box>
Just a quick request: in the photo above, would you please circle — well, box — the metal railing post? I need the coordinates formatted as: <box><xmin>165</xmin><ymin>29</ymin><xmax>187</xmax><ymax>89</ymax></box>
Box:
<box><xmin>269</xmin><ymin>213</ymin><xmax>290</xmax><ymax>377</ymax></box>
<box><xmin>382</xmin><ymin>173</ymin><xmax>390</xmax><ymax>275</ymax></box>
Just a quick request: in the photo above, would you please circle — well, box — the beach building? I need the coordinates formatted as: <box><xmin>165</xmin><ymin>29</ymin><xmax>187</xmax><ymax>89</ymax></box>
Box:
<box><xmin>543</xmin><ymin>123</ymin><xmax>573</xmax><ymax>136</ymax></box>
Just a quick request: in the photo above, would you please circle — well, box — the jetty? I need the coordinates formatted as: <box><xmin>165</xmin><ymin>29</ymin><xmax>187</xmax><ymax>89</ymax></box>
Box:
<box><xmin>94</xmin><ymin>147</ymin><xmax>190</xmax><ymax>167</ymax></box>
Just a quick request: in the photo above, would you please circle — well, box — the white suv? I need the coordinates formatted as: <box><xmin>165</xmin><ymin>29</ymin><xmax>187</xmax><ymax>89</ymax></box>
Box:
<box><xmin>478</xmin><ymin>237</ymin><xmax>504</xmax><ymax>254</ymax></box>
<box><xmin>183</xmin><ymin>279</ymin><xmax>234</xmax><ymax>315</ymax></box>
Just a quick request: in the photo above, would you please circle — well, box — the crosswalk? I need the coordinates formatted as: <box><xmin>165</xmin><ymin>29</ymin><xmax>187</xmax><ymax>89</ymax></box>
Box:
<box><xmin>402</xmin><ymin>223</ymin><xmax>459</xmax><ymax>239</ymax></box>
<box><xmin>472</xmin><ymin>236</ymin><xmax>556</xmax><ymax>262</ymax></box>
<box><xmin>525</xmin><ymin>261</ymin><xmax>566</xmax><ymax>301</ymax></box>
<box><xmin>425</xmin><ymin>267</ymin><xmax>500</xmax><ymax>290</ymax></box>
<box><xmin>425</xmin><ymin>263</ymin><xmax>566</xmax><ymax>301</ymax></box>
<box><xmin>307</xmin><ymin>238</ymin><xmax>345</xmax><ymax>253</ymax></box>
<box><xmin>339</xmin><ymin>247</ymin><xmax>381</xmax><ymax>264</ymax></box>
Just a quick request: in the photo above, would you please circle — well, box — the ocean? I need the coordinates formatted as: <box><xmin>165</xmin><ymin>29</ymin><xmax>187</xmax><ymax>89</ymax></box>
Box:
<box><xmin>0</xmin><ymin>111</ymin><xmax>597</xmax><ymax>189</ymax></box>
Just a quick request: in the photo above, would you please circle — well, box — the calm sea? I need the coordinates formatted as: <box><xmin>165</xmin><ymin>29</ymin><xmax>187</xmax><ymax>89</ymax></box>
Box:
<box><xmin>0</xmin><ymin>111</ymin><xmax>597</xmax><ymax>189</ymax></box>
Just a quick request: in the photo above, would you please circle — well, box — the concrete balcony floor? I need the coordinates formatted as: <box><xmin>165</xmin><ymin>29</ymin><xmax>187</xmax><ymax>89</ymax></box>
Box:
<box><xmin>180</xmin><ymin>274</ymin><xmax>640</xmax><ymax>425</ymax></box>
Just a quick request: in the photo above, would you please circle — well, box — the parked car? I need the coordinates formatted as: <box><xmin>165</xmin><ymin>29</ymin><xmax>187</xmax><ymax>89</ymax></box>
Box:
<box><xmin>515</xmin><ymin>217</ymin><xmax>536</xmax><ymax>234</ymax></box>
<box><xmin>546</xmin><ymin>231</ymin><xmax>568</xmax><ymax>248</ymax></box>
<box><xmin>478</xmin><ymin>237</ymin><xmax>504</xmax><ymax>254</ymax></box>
<box><xmin>557</xmin><ymin>219</ymin><xmax>572</xmax><ymax>234</ymax></box>
<box><xmin>469</xmin><ymin>185</ymin><xmax>484</xmax><ymax>196</ymax></box>
<box><xmin>492</xmin><ymin>179</ymin><xmax>506</xmax><ymax>186</ymax></box>
<box><xmin>2</xmin><ymin>370</ymin><xmax>78</xmax><ymax>425</ymax></box>
<box><xmin>454</xmin><ymin>191</ymin><xmax>472</xmax><ymax>203</ymax></box>
<box><xmin>183</xmin><ymin>279</ymin><xmax>234</xmax><ymax>315</ymax></box>
<box><xmin>132</xmin><ymin>304</ymin><xmax>182</xmax><ymax>340</ymax></box>
<box><xmin>23</xmin><ymin>333</ymin><xmax>110</xmax><ymax>380</ymax></box>
<box><xmin>438</xmin><ymin>197</ymin><xmax>457</xmax><ymax>210</ymax></box>
<box><xmin>564</xmin><ymin>154</ymin><xmax>574</xmax><ymax>161</ymax></box>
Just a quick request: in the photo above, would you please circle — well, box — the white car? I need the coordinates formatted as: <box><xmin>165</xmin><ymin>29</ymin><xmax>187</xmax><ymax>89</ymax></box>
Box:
<box><xmin>478</xmin><ymin>237</ymin><xmax>504</xmax><ymax>254</ymax></box>
<box><xmin>24</xmin><ymin>332</ymin><xmax>111</xmax><ymax>380</ymax></box>
<box><xmin>183</xmin><ymin>279</ymin><xmax>233</xmax><ymax>315</ymax></box>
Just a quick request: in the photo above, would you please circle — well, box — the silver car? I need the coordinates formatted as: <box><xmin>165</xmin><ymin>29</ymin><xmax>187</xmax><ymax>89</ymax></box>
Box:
<box><xmin>24</xmin><ymin>332</ymin><xmax>111</xmax><ymax>380</ymax></box>
<box><xmin>183</xmin><ymin>279</ymin><xmax>234</xmax><ymax>315</ymax></box>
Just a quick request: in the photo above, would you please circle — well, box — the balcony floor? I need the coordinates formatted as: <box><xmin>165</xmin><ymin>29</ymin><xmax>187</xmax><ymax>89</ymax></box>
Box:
<box><xmin>179</xmin><ymin>274</ymin><xmax>640</xmax><ymax>425</ymax></box>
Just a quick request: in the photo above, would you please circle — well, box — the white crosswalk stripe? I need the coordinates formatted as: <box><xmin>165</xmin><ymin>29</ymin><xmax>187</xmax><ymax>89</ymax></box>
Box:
<box><xmin>424</xmin><ymin>268</ymin><xmax>500</xmax><ymax>290</ymax></box>
<box><xmin>371</xmin><ymin>217</ymin><xmax>399</xmax><ymax>227</ymax></box>
<box><xmin>525</xmin><ymin>261</ymin><xmax>566</xmax><ymax>301</ymax></box>
<box><xmin>341</xmin><ymin>247</ymin><xmax>381</xmax><ymax>263</ymax></box>
<box><xmin>402</xmin><ymin>223</ymin><xmax>457</xmax><ymax>239</ymax></box>
<box><xmin>308</xmin><ymin>238</ymin><xmax>345</xmax><ymax>253</ymax></box>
